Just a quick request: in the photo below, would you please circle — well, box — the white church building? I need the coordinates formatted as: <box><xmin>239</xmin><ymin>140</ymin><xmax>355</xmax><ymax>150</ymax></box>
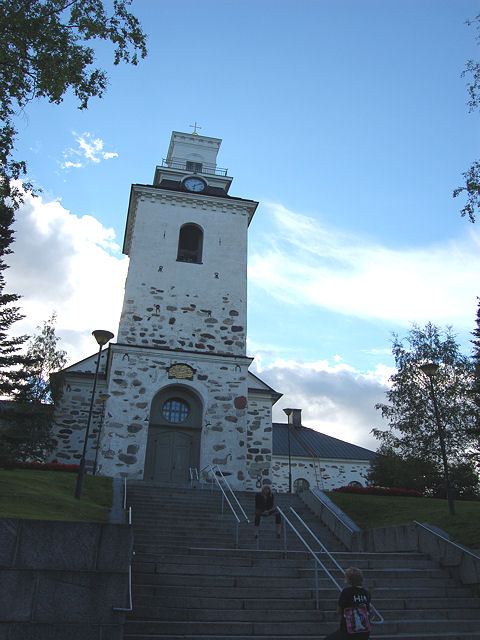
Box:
<box><xmin>51</xmin><ymin>130</ymin><xmax>375</xmax><ymax>491</ymax></box>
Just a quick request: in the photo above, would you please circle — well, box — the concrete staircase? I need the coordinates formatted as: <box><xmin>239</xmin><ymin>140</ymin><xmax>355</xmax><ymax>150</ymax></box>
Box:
<box><xmin>124</xmin><ymin>484</ymin><xmax>480</xmax><ymax>640</ymax></box>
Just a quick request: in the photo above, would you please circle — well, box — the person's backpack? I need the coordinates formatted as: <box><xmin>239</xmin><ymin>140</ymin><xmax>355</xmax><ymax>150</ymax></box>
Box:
<box><xmin>344</xmin><ymin>603</ymin><xmax>370</xmax><ymax>634</ymax></box>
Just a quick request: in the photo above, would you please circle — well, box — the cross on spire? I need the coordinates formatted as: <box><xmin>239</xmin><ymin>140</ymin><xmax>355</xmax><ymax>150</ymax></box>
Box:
<box><xmin>189</xmin><ymin>121</ymin><xmax>202</xmax><ymax>135</ymax></box>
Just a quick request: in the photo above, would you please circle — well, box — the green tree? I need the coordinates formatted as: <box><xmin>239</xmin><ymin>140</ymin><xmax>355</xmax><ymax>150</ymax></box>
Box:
<box><xmin>0</xmin><ymin>0</ymin><xmax>146</xmax><ymax>423</ymax></box>
<box><xmin>368</xmin><ymin>445</ymin><xmax>479</xmax><ymax>499</ymax></box>
<box><xmin>0</xmin><ymin>202</ymin><xmax>31</xmax><ymax>397</ymax></box>
<box><xmin>18</xmin><ymin>312</ymin><xmax>67</xmax><ymax>403</ymax></box>
<box><xmin>0</xmin><ymin>0</ymin><xmax>147</xmax><ymax>207</ymax></box>
<box><xmin>367</xmin><ymin>445</ymin><xmax>443</xmax><ymax>495</ymax></box>
<box><xmin>454</xmin><ymin>14</ymin><xmax>480</xmax><ymax>222</ymax></box>
<box><xmin>0</xmin><ymin>313</ymin><xmax>67</xmax><ymax>466</ymax></box>
<box><xmin>372</xmin><ymin>323</ymin><xmax>478</xmax><ymax>468</ymax></box>
<box><xmin>470</xmin><ymin>297</ymin><xmax>480</xmax><ymax>447</ymax></box>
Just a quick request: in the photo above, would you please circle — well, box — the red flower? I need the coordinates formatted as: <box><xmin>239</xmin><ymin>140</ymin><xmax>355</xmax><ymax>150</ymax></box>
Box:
<box><xmin>332</xmin><ymin>485</ymin><xmax>423</xmax><ymax>498</ymax></box>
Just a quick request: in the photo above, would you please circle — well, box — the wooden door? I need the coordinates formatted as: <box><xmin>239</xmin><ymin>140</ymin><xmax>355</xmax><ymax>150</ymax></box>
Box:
<box><xmin>144</xmin><ymin>427</ymin><xmax>192</xmax><ymax>483</ymax></box>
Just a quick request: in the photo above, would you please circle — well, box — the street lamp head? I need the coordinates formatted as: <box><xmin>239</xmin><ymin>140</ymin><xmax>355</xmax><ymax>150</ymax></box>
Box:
<box><xmin>420</xmin><ymin>362</ymin><xmax>439</xmax><ymax>378</ymax></box>
<box><xmin>92</xmin><ymin>329</ymin><xmax>114</xmax><ymax>346</ymax></box>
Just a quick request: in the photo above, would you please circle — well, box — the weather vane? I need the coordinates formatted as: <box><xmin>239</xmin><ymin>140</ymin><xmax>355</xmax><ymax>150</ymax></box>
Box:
<box><xmin>189</xmin><ymin>121</ymin><xmax>202</xmax><ymax>135</ymax></box>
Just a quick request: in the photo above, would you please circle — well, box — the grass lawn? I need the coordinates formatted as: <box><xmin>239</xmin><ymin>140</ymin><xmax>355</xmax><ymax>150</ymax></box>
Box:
<box><xmin>326</xmin><ymin>491</ymin><xmax>480</xmax><ymax>550</ymax></box>
<box><xmin>0</xmin><ymin>469</ymin><xmax>112</xmax><ymax>522</ymax></box>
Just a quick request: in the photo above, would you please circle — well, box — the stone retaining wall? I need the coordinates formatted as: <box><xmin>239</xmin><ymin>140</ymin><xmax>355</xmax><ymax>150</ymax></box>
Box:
<box><xmin>300</xmin><ymin>489</ymin><xmax>480</xmax><ymax>593</ymax></box>
<box><xmin>0</xmin><ymin>518</ymin><xmax>132</xmax><ymax>639</ymax></box>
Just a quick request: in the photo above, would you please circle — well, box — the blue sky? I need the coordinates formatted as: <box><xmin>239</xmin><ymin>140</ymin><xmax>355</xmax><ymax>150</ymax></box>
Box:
<box><xmin>6</xmin><ymin>0</ymin><xmax>480</xmax><ymax>449</ymax></box>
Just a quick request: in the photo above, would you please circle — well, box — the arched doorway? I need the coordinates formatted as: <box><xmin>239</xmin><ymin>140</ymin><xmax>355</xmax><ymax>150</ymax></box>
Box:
<box><xmin>294</xmin><ymin>477</ymin><xmax>310</xmax><ymax>493</ymax></box>
<box><xmin>144</xmin><ymin>386</ymin><xmax>202</xmax><ymax>484</ymax></box>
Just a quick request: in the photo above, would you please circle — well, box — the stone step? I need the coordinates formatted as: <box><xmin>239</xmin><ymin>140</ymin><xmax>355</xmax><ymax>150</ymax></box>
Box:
<box><xmin>131</xmin><ymin>583</ymin><xmax>472</xmax><ymax>600</ymax></box>
<box><xmin>127</xmin><ymin>604</ymin><xmax>480</xmax><ymax>623</ymax></box>
<box><xmin>124</xmin><ymin>634</ymin><xmax>480</xmax><ymax>640</ymax></box>
<box><xmin>124</xmin><ymin>484</ymin><xmax>478</xmax><ymax>640</ymax></box>
<box><xmin>131</xmin><ymin>550</ymin><xmax>439</xmax><ymax>570</ymax></box>
<box><xmin>124</xmin><ymin>618</ymin><xmax>480</xmax><ymax>636</ymax></box>
<box><xmin>132</xmin><ymin>571</ymin><xmax>460</xmax><ymax>589</ymax></box>
<box><xmin>131</xmin><ymin>594</ymin><xmax>480</xmax><ymax>612</ymax></box>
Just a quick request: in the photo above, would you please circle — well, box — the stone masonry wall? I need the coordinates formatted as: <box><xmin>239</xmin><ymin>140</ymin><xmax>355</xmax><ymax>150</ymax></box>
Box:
<box><xmin>271</xmin><ymin>456</ymin><xmax>371</xmax><ymax>492</ymax></box>
<box><xmin>245</xmin><ymin>393</ymin><xmax>274</xmax><ymax>489</ymax></box>
<box><xmin>50</xmin><ymin>350</ymin><xmax>109</xmax><ymax>468</ymax></box>
<box><xmin>97</xmin><ymin>345</ymin><xmax>253</xmax><ymax>488</ymax></box>
<box><xmin>118</xmin><ymin>190</ymin><xmax>250</xmax><ymax>357</ymax></box>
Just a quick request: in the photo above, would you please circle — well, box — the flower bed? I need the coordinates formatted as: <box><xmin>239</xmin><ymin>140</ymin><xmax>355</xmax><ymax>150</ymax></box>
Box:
<box><xmin>333</xmin><ymin>485</ymin><xmax>423</xmax><ymax>498</ymax></box>
<box><xmin>15</xmin><ymin>461</ymin><xmax>83</xmax><ymax>473</ymax></box>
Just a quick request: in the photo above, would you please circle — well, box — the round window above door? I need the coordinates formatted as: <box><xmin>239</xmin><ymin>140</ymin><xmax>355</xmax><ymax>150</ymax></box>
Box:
<box><xmin>162</xmin><ymin>398</ymin><xmax>190</xmax><ymax>423</ymax></box>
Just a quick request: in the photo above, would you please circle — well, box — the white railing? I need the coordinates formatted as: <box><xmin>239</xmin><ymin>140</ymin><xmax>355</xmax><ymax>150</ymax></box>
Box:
<box><xmin>195</xmin><ymin>464</ymin><xmax>249</xmax><ymax>547</ymax></box>
<box><xmin>288</xmin><ymin>507</ymin><xmax>383</xmax><ymax>623</ymax></box>
<box><xmin>414</xmin><ymin>521</ymin><xmax>480</xmax><ymax>560</ymax></box>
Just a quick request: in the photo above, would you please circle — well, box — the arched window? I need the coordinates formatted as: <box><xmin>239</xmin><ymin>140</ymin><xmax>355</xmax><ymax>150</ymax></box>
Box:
<box><xmin>177</xmin><ymin>223</ymin><xmax>203</xmax><ymax>264</ymax></box>
<box><xmin>162</xmin><ymin>398</ymin><xmax>190</xmax><ymax>423</ymax></box>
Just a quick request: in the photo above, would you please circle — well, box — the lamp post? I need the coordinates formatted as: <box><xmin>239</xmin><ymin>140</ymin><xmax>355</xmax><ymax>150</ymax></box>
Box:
<box><xmin>93</xmin><ymin>393</ymin><xmax>110</xmax><ymax>476</ymax></box>
<box><xmin>420</xmin><ymin>362</ymin><xmax>455</xmax><ymax>516</ymax></box>
<box><xmin>283</xmin><ymin>409</ymin><xmax>293</xmax><ymax>493</ymax></box>
<box><xmin>75</xmin><ymin>330</ymin><xmax>114</xmax><ymax>500</ymax></box>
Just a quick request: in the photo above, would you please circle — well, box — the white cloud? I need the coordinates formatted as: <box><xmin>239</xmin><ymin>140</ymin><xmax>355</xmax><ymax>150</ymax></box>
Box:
<box><xmin>61</xmin><ymin>132</ymin><xmax>119</xmax><ymax>169</ymax></box>
<box><xmin>251</xmin><ymin>356</ymin><xmax>393</xmax><ymax>451</ymax></box>
<box><xmin>4</xmin><ymin>189</ymin><xmax>128</xmax><ymax>364</ymax></box>
<box><xmin>249</xmin><ymin>204</ymin><xmax>480</xmax><ymax>328</ymax></box>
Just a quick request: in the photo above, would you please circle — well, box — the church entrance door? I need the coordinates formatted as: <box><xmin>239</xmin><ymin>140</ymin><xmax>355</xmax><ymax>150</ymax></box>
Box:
<box><xmin>144</xmin><ymin>428</ymin><xmax>193</xmax><ymax>483</ymax></box>
<box><xmin>144</xmin><ymin>385</ymin><xmax>202</xmax><ymax>485</ymax></box>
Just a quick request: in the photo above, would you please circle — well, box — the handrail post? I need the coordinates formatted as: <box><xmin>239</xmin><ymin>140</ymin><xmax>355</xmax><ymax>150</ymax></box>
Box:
<box><xmin>314</xmin><ymin>559</ymin><xmax>319</xmax><ymax>610</ymax></box>
<box><xmin>283</xmin><ymin>515</ymin><xmax>288</xmax><ymax>553</ymax></box>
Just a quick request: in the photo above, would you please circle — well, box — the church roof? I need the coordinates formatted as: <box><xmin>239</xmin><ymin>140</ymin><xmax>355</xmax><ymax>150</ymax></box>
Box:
<box><xmin>247</xmin><ymin>371</ymin><xmax>282</xmax><ymax>403</ymax></box>
<box><xmin>272</xmin><ymin>423</ymin><xmax>376</xmax><ymax>461</ymax></box>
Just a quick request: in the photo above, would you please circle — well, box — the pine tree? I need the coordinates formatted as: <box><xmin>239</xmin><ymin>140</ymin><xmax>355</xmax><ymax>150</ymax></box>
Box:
<box><xmin>0</xmin><ymin>202</ymin><xmax>31</xmax><ymax>397</ymax></box>
<box><xmin>470</xmin><ymin>297</ymin><xmax>480</xmax><ymax>441</ymax></box>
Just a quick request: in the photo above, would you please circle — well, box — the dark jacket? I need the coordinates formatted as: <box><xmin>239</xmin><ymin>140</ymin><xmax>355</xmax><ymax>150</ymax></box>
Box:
<box><xmin>255</xmin><ymin>491</ymin><xmax>274</xmax><ymax>512</ymax></box>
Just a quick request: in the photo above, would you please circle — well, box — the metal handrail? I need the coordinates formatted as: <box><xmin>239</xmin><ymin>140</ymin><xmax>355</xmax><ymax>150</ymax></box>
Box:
<box><xmin>277</xmin><ymin>506</ymin><xmax>341</xmax><ymax>609</ymax></box>
<box><xmin>288</xmin><ymin>507</ymin><xmax>384</xmax><ymax>624</ymax></box>
<box><xmin>290</xmin><ymin>428</ymin><xmax>325</xmax><ymax>490</ymax></box>
<box><xmin>161</xmin><ymin>158</ymin><xmax>229</xmax><ymax>176</ymax></box>
<box><xmin>113</xmin><ymin>477</ymin><xmax>133</xmax><ymax>612</ymax></box>
<box><xmin>309</xmin><ymin>488</ymin><xmax>357</xmax><ymax>533</ymax></box>
<box><xmin>201</xmin><ymin>464</ymin><xmax>240</xmax><ymax>521</ymax></box>
<box><xmin>200</xmin><ymin>464</ymin><xmax>243</xmax><ymax>547</ymax></box>
<box><xmin>414</xmin><ymin>521</ymin><xmax>480</xmax><ymax>560</ymax></box>
<box><xmin>189</xmin><ymin>466</ymin><xmax>199</xmax><ymax>488</ymax></box>
<box><xmin>213</xmin><ymin>465</ymin><xmax>250</xmax><ymax>523</ymax></box>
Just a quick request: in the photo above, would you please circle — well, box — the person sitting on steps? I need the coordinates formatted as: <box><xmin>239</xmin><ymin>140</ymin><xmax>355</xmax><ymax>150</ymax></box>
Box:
<box><xmin>325</xmin><ymin>566</ymin><xmax>371</xmax><ymax>640</ymax></box>
<box><xmin>254</xmin><ymin>484</ymin><xmax>282</xmax><ymax>539</ymax></box>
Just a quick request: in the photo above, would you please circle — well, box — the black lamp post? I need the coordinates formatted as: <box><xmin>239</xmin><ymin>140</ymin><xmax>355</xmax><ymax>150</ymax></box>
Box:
<box><xmin>283</xmin><ymin>409</ymin><xmax>293</xmax><ymax>493</ymax></box>
<box><xmin>420</xmin><ymin>362</ymin><xmax>455</xmax><ymax>516</ymax></box>
<box><xmin>93</xmin><ymin>393</ymin><xmax>110</xmax><ymax>476</ymax></box>
<box><xmin>75</xmin><ymin>330</ymin><xmax>114</xmax><ymax>500</ymax></box>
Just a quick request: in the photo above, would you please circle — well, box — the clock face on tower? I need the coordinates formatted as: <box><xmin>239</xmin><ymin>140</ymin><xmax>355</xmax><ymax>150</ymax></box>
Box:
<box><xmin>183</xmin><ymin>176</ymin><xmax>206</xmax><ymax>193</ymax></box>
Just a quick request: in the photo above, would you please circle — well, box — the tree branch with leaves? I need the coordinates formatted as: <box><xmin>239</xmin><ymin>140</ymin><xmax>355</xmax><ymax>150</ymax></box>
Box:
<box><xmin>0</xmin><ymin>0</ymin><xmax>147</xmax><ymax>206</ymax></box>
<box><xmin>454</xmin><ymin>13</ymin><xmax>480</xmax><ymax>222</ymax></box>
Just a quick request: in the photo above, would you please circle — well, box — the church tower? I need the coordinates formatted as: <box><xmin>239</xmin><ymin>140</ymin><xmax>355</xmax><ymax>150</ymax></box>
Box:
<box><xmin>94</xmin><ymin>131</ymin><xmax>263</xmax><ymax>487</ymax></box>
<box><xmin>118</xmin><ymin>131</ymin><xmax>254</xmax><ymax>356</ymax></box>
